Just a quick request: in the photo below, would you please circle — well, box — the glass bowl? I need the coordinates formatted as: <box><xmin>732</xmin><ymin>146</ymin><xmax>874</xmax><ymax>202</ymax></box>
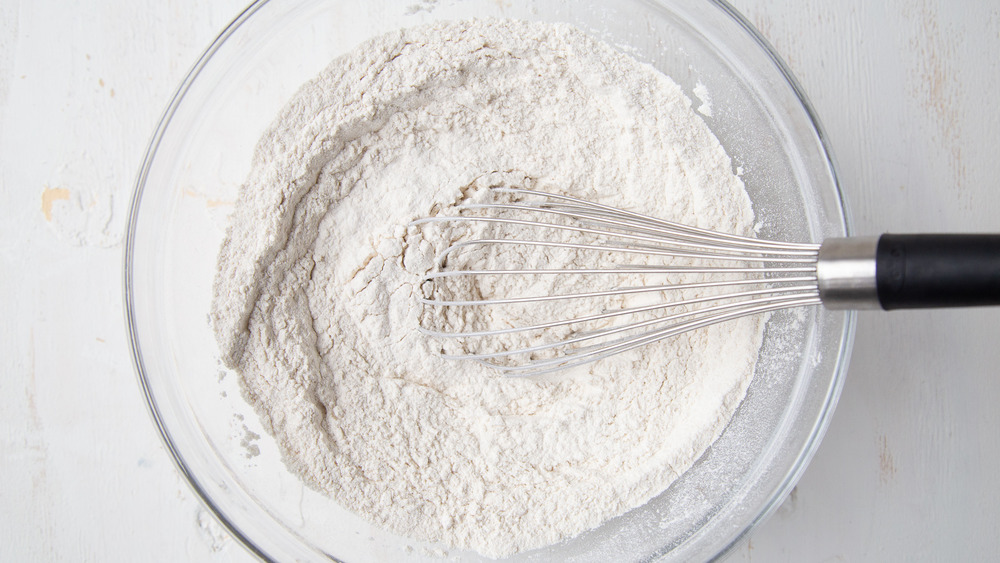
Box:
<box><xmin>124</xmin><ymin>0</ymin><xmax>854</xmax><ymax>561</ymax></box>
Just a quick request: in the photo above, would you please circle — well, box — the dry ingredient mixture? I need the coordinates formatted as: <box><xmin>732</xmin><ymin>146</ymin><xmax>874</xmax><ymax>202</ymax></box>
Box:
<box><xmin>211</xmin><ymin>18</ymin><xmax>764</xmax><ymax>558</ymax></box>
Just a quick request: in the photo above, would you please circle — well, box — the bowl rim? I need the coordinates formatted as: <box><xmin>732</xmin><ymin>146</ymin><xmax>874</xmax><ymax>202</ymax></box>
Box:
<box><xmin>122</xmin><ymin>0</ymin><xmax>856</xmax><ymax>561</ymax></box>
<box><xmin>123</xmin><ymin>1</ymin><xmax>277</xmax><ymax>560</ymax></box>
<box><xmin>701</xmin><ymin>1</ymin><xmax>856</xmax><ymax>560</ymax></box>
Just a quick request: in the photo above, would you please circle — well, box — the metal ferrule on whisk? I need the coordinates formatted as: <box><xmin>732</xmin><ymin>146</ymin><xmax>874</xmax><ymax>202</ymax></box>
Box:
<box><xmin>816</xmin><ymin>237</ymin><xmax>880</xmax><ymax>310</ymax></box>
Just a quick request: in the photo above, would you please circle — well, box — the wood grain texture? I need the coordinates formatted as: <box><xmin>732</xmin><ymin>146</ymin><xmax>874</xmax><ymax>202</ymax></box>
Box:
<box><xmin>0</xmin><ymin>1</ymin><xmax>252</xmax><ymax>560</ymax></box>
<box><xmin>728</xmin><ymin>1</ymin><xmax>1000</xmax><ymax>561</ymax></box>
<box><xmin>1</xmin><ymin>1</ymin><xmax>997</xmax><ymax>561</ymax></box>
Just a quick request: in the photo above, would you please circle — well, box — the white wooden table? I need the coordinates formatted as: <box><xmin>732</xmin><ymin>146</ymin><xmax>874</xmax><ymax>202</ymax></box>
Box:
<box><xmin>3</xmin><ymin>1</ymin><xmax>998</xmax><ymax>560</ymax></box>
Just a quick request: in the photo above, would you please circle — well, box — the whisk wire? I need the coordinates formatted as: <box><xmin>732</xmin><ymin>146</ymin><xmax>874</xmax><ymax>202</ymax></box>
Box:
<box><xmin>489</xmin><ymin>187</ymin><xmax>820</xmax><ymax>250</ymax></box>
<box><xmin>454</xmin><ymin>201</ymin><xmax>819</xmax><ymax>257</ymax></box>
<box><xmin>420</xmin><ymin>284</ymin><xmax>819</xmax><ymax>339</ymax></box>
<box><xmin>432</xmin><ymin>237</ymin><xmax>819</xmax><ymax>266</ymax></box>
<box><xmin>462</xmin><ymin>295</ymin><xmax>822</xmax><ymax>376</ymax></box>
<box><xmin>419</xmin><ymin>275</ymin><xmax>819</xmax><ymax>307</ymax></box>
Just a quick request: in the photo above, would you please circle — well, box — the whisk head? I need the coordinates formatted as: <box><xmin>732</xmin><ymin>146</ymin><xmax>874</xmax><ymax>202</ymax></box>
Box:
<box><xmin>412</xmin><ymin>187</ymin><xmax>822</xmax><ymax>376</ymax></box>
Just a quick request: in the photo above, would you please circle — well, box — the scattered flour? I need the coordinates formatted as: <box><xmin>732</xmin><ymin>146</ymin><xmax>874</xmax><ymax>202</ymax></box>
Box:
<box><xmin>693</xmin><ymin>80</ymin><xmax>713</xmax><ymax>117</ymax></box>
<box><xmin>211</xmin><ymin>18</ymin><xmax>764</xmax><ymax>558</ymax></box>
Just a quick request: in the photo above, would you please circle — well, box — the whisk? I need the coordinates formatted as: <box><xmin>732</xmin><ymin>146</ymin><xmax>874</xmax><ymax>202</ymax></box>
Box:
<box><xmin>413</xmin><ymin>188</ymin><xmax>1000</xmax><ymax>375</ymax></box>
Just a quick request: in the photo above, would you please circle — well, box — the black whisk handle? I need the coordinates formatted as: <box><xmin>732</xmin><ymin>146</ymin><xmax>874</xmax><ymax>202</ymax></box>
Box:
<box><xmin>876</xmin><ymin>234</ymin><xmax>1000</xmax><ymax>310</ymax></box>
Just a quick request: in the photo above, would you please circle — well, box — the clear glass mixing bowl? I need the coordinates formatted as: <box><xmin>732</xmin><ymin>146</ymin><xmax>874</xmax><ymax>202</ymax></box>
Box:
<box><xmin>124</xmin><ymin>0</ymin><xmax>854</xmax><ymax>561</ymax></box>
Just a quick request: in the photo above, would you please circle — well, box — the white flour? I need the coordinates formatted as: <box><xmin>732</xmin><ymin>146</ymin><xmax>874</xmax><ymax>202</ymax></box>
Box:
<box><xmin>211</xmin><ymin>18</ymin><xmax>764</xmax><ymax>558</ymax></box>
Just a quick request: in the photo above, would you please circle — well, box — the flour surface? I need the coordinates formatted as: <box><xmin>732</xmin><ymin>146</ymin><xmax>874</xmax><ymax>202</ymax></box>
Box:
<box><xmin>211</xmin><ymin>18</ymin><xmax>764</xmax><ymax>558</ymax></box>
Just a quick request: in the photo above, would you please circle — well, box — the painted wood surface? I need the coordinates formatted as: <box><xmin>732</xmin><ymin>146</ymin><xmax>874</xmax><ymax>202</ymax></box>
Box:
<box><xmin>2</xmin><ymin>1</ymin><xmax>998</xmax><ymax>560</ymax></box>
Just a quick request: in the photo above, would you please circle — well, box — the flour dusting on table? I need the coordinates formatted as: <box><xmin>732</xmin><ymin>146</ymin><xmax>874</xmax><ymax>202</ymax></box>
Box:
<box><xmin>211</xmin><ymin>18</ymin><xmax>764</xmax><ymax>558</ymax></box>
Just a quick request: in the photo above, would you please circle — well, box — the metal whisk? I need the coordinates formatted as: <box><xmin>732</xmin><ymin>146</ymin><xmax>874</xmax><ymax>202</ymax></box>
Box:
<box><xmin>413</xmin><ymin>188</ymin><xmax>1000</xmax><ymax>375</ymax></box>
